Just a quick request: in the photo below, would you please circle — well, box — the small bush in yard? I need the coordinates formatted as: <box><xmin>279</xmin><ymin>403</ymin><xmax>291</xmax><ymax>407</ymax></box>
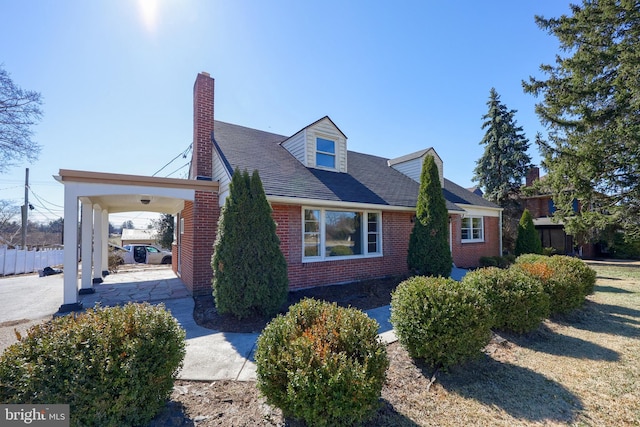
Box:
<box><xmin>513</xmin><ymin>255</ymin><xmax>595</xmax><ymax>315</ymax></box>
<box><xmin>479</xmin><ymin>255</ymin><xmax>513</xmax><ymax>269</ymax></box>
<box><xmin>463</xmin><ymin>267</ymin><xmax>550</xmax><ymax>333</ymax></box>
<box><xmin>390</xmin><ymin>276</ymin><xmax>492</xmax><ymax>369</ymax></box>
<box><xmin>255</xmin><ymin>298</ymin><xmax>388</xmax><ymax>427</ymax></box>
<box><xmin>550</xmin><ymin>255</ymin><xmax>597</xmax><ymax>298</ymax></box>
<box><xmin>0</xmin><ymin>303</ymin><xmax>185</xmax><ymax>427</ymax></box>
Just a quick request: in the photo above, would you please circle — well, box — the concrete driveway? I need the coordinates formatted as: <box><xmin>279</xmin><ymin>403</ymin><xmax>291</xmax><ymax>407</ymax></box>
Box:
<box><xmin>0</xmin><ymin>266</ymin><xmax>259</xmax><ymax>381</ymax></box>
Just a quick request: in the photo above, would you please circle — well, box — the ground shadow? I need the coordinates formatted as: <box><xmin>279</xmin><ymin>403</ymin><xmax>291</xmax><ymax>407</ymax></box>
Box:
<box><xmin>431</xmin><ymin>356</ymin><xmax>584</xmax><ymax>424</ymax></box>
<box><xmin>281</xmin><ymin>399</ymin><xmax>420</xmax><ymax>427</ymax></box>
<box><xmin>148</xmin><ymin>400</ymin><xmax>194</xmax><ymax>426</ymax></box>
<box><xmin>500</xmin><ymin>323</ymin><xmax>620</xmax><ymax>361</ymax></box>
<box><xmin>594</xmin><ymin>283</ymin><xmax>633</xmax><ymax>292</ymax></box>
<box><xmin>554</xmin><ymin>300</ymin><xmax>640</xmax><ymax>339</ymax></box>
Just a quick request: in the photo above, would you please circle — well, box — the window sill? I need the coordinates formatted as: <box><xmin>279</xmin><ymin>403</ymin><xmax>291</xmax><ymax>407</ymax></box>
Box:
<box><xmin>461</xmin><ymin>239</ymin><xmax>485</xmax><ymax>244</ymax></box>
<box><xmin>302</xmin><ymin>253</ymin><xmax>383</xmax><ymax>263</ymax></box>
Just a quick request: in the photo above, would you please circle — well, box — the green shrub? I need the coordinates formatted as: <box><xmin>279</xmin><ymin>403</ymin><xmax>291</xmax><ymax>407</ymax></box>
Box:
<box><xmin>213</xmin><ymin>169</ymin><xmax>288</xmax><ymax>319</ymax></box>
<box><xmin>407</xmin><ymin>155</ymin><xmax>452</xmax><ymax>277</ymax></box>
<box><xmin>255</xmin><ymin>298</ymin><xmax>388</xmax><ymax>427</ymax></box>
<box><xmin>513</xmin><ymin>255</ymin><xmax>594</xmax><ymax>315</ymax></box>
<box><xmin>479</xmin><ymin>256</ymin><xmax>513</xmax><ymax>269</ymax></box>
<box><xmin>0</xmin><ymin>303</ymin><xmax>185</xmax><ymax>427</ymax></box>
<box><xmin>463</xmin><ymin>267</ymin><xmax>550</xmax><ymax>333</ymax></box>
<box><xmin>548</xmin><ymin>255</ymin><xmax>597</xmax><ymax>298</ymax></box>
<box><xmin>479</xmin><ymin>256</ymin><xmax>498</xmax><ymax>267</ymax></box>
<box><xmin>390</xmin><ymin>276</ymin><xmax>492</xmax><ymax>369</ymax></box>
<box><xmin>514</xmin><ymin>253</ymin><xmax>547</xmax><ymax>264</ymax></box>
<box><xmin>515</xmin><ymin>209</ymin><xmax>543</xmax><ymax>256</ymax></box>
<box><xmin>609</xmin><ymin>232</ymin><xmax>640</xmax><ymax>259</ymax></box>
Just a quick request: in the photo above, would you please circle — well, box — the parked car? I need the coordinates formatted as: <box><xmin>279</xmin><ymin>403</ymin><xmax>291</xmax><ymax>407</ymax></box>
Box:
<box><xmin>121</xmin><ymin>244</ymin><xmax>172</xmax><ymax>265</ymax></box>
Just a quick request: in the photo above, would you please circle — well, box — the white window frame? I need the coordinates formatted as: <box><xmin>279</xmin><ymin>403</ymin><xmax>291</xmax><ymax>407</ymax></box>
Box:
<box><xmin>302</xmin><ymin>207</ymin><xmax>382</xmax><ymax>262</ymax></box>
<box><xmin>315</xmin><ymin>137</ymin><xmax>336</xmax><ymax>170</ymax></box>
<box><xmin>461</xmin><ymin>216</ymin><xmax>484</xmax><ymax>243</ymax></box>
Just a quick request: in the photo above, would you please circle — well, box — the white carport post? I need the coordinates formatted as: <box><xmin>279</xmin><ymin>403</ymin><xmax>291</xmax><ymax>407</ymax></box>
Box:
<box><xmin>92</xmin><ymin>204</ymin><xmax>103</xmax><ymax>284</ymax></box>
<box><xmin>60</xmin><ymin>187</ymin><xmax>81</xmax><ymax>312</ymax></box>
<box><xmin>101</xmin><ymin>209</ymin><xmax>109</xmax><ymax>276</ymax></box>
<box><xmin>79</xmin><ymin>199</ymin><xmax>95</xmax><ymax>294</ymax></box>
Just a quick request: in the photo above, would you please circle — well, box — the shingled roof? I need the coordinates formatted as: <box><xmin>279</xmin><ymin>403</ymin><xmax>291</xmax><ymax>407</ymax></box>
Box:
<box><xmin>212</xmin><ymin>120</ymin><xmax>497</xmax><ymax>211</ymax></box>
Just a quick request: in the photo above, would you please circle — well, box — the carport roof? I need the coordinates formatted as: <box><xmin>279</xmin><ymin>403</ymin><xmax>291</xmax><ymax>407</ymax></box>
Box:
<box><xmin>55</xmin><ymin>169</ymin><xmax>219</xmax><ymax>214</ymax></box>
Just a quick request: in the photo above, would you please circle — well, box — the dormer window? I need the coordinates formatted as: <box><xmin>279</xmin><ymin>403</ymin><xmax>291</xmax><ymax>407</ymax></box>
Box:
<box><xmin>316</xmin><ymin>137</ymin><xmax>336</xmax><ymax>169</ymax></box>
<box><xmin>281</xmin><ymin>117</ymin><xmax>347</xmax><ymax>172</ymax></box>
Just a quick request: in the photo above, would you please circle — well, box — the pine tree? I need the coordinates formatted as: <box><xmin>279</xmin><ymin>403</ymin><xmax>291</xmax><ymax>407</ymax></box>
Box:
<box><xmin>473</xmin><ymin>88</ymin><xmax>532</xmax><ymax>253</ymax></box>
<box><xmin>212</xmin><ymin>169</ymin><xmax>288</xmax><ymax>319</ymax></box>
<box><xmin>523</xmin><ymin>1</ymin><xmax>640</xmax><ymax>240</ymax></box>
<box><xmin>515</xmin><ymin>209</ymin><xmax>542</xmax><ymax>256</ymax></box>
<box><xmin>407</xmin><ymin>155</ymin><xmax>452</xmax><ymax>277</ymax></box>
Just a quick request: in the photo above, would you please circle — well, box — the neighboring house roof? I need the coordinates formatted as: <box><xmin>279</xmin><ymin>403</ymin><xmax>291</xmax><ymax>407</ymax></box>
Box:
<box><xmin>212</xmin><ymin>120</ymin><xmax>498</xmax><ymax>212</ymax></box>
<box><xmin>121</xmin><ymin>228</ymin><xmax>157</xmax><ymax>241</ymax></box>
<box><xmin>467</xmin><ymin>186</ymin><xmax>483</xmax><ymax>197</ymax></box>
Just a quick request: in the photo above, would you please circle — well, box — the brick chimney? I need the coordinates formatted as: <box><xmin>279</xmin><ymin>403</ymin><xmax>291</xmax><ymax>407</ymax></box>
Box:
<box><xmin>526</xmin><ymin>166</ymin><xmax>540</xmax><ymax>187</ymax></box>
<box><xmin>191</xmin><ymin>72</ymin><xmax>214</xmax><ymax>180</ymax></box>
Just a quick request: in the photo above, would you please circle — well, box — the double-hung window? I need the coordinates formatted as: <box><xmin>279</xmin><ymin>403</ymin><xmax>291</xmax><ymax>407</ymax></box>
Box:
<box><xmin>461</xmin><ymin>216</ymin><xmax>484</xmax><ymax>242</ymax></box>
<box><xmin>303</xmin><ymin>208</ymin><xmax>381</xmax><ymax>260</ymax></box>
<box><xmin>316</xmin><ymin>137</ymin><xmax>336</xmax><ymax>169</ymax></box>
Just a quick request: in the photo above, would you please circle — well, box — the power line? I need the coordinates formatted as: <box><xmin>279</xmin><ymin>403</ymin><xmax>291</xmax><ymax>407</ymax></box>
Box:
<box><xmin>152</xmin><ymin>144</ymin><xmax>192</xmax><ymax>177</ymax></box>
<box><xmin>28</xmin><ymin>188</ymin><xmax>64</xmax><ymax>209</ymax></box>
<box><xmin>164</xmin><ymin>162</ymin><xmax>190</xmax><ymax>178</ymax></box>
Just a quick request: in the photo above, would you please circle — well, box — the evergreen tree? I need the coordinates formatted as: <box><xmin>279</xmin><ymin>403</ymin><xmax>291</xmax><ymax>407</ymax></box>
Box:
<box><xmin>407</xmin><ymin>155</ymin><xmax>452</xmax><ymax>277</ymax></box>
<box><xmin>515</xmin><ymin>209</ymin><xmax>542</xmax><ymax>256</ymax></box>
<box><xmin>212</xmin><ymin>169</ymin><xmax>288</xmax><ymax>319</ymax></box>
<box><xmin>523</xmin><ymin>1</ymin><xmax>640</xmax><ymax>240</ymax></box>
<box><xmin>153</xmin><ymin>214</ymin><xmax>174</xmax><ymax>249</ymax></box>
<box><xmin>473</xmin><ymin>88</ymin><xmax>532</xmax><ymax>253</ymax></box>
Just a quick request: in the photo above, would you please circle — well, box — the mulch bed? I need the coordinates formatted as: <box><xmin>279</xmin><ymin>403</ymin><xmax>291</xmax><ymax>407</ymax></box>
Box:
<box><xmin>192</xmin><ymin>275</ymin><xmax>406</xmax><ymax>333</ymax></box>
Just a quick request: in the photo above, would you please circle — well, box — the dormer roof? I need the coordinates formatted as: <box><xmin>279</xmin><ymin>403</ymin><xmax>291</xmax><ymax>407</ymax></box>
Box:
<box><xmin>211</xmin><ymin>120</ymin><xmax>498</xmax><ymax>212</ymax></box>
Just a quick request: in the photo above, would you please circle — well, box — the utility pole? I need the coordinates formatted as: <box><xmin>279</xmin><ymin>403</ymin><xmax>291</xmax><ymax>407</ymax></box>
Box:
<box><xmin>21</xmin><ymin>168</ymin><xmax>29</xmax><ymax>248</ymax></box>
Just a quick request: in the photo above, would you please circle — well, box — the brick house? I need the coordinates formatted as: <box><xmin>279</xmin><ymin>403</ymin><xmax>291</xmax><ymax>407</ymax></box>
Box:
<box><xmin>521</xmin><ymin>167</ymin><xmax>596</xmax><ymax>257</ymax></box>
<box><xmin>175</xmin><ymin>72</ymin><xmax>502</xmax><ymax>295</ymax></box>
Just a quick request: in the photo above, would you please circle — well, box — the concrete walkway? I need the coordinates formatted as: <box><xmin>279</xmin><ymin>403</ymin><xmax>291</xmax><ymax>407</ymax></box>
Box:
<box><xmin>0</xmin><ymin>265</ymin><xmax>468</xmax><ymax>382</ymax></box>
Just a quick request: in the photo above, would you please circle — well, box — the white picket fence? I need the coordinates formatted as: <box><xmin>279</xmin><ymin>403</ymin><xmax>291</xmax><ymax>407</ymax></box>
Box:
<box><xmin>0</xmin><ymin>246</ymin><xmax>64</xmax><ymax>276</ymax></box>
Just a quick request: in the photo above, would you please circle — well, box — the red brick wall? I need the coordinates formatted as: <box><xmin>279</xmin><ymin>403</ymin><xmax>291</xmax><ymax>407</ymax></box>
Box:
<box><xmin>450</xmin><ymin>214</ymin><xmax>501</xmax><ymax>268</ymax></box>
<box><xmin>178</xmin><ymin>201</ymin><xmax>195</xmax><ymax>290</ymax></box>
<box><xmin>523</xmin><ymin>196</ymin><xmax>552</xmax><ymax>219</ymax></box>
<box><xmin>177</xmin><ymin>191</ymin><xmax>219</xmax><ymax>295</ymax></box>
<box><xmin>272</xmin><ymin>204</ymin><xmax>413</xmax><ymax>290</ymax></box>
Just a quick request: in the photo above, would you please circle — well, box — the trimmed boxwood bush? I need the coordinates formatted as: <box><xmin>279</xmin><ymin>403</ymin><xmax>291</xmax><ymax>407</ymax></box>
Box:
<box><xmin>390</xmin><ymin>276</ymin><xmax>492</xmax><ymax>369</ymax></box>
<box><xmin>0</xmin><ymin>303</ymin><xmax>185</xmax><ymax>427</ymax></box>
<box><xmin>255</xmin><ymin>298</ymin><xmax>388</xmax><ymax>427</ymax></box>
<box><xmin>513</xmin><ymin>255</ymin><xmax>595</xmax><ymax>315</ymax></box>
<box><xmin>463</xmin><ymin>267</ymin><xmax>550</xmax><ymax>333</ymax></box>
<box><xmin>549</xmin><ymin>255</ymin><xmax>597</xmax><ymax>298</ymax></box>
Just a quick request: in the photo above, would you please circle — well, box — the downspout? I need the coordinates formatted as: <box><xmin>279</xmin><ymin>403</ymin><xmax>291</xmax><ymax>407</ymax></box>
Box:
<box><xmin>499</xmin><ymin>210</ymin><xmax>503</xmax><ymax>256</ymax></box>
<box><xmin>449</xmin><ymin>215</ymin><xmax>454</xmax><ymax>267</ymax></box>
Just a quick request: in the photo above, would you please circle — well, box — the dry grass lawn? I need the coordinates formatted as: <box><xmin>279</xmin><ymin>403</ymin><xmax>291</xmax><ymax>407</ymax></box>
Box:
<box><xmin>384</xmin><ymin>262</ymin><xmax>640</xmax><ymax>426</ymax></box>
<box><xmin>163</xmin><ymin>263</ymin><xmax>640</xmax><ymax>426</ymax></box>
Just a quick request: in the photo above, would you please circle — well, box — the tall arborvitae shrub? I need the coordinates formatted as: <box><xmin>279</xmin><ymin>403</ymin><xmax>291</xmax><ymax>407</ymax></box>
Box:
<box><xmin>515</xmin><ymin>208</ymin><xmax>543</xmax><ymax>256</ymax></box>
<box><xmin>407</xmin><ymin>155</ymin><xmax>452</xmax><ymax>277</ymax></box>
<box><xmin>212</xmin><ymin>169</ymin><xmax>288</xmax><ymax>319</ymax></box>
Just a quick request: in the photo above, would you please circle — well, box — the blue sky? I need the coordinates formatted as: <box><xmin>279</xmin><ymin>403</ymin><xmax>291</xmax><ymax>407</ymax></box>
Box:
<box><xmin>0</xmin><ymin>0</ymin><xmax>572</xmax><ymax>227</ymax></box>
